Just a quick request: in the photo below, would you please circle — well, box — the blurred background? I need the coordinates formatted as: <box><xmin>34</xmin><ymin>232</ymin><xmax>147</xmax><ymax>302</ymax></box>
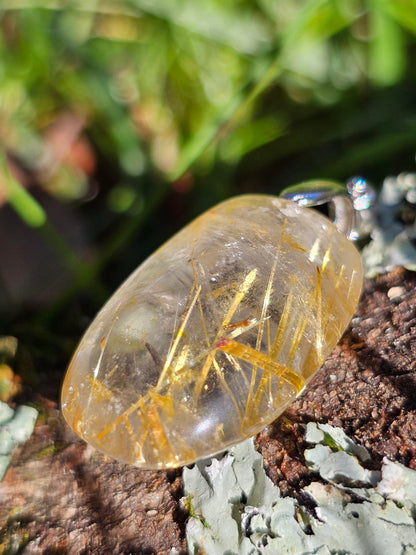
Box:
<box><xmin>0</xmin><ymin>0</ymin><xmax>416</xmax><ymax>399</ymax></box>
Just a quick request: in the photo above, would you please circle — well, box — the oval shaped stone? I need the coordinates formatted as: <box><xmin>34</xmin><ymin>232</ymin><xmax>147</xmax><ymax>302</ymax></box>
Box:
<box><xmin>61</xmin><ymin>195</ymin><xmax>363</xmax><ymax>469</ymax></box>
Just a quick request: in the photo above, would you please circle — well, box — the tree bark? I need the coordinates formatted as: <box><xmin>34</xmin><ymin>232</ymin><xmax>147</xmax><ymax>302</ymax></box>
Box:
<box><xmin>1</xmin><ymin>268</ymin><xmax>416</xmax><ymax>553</ymax></box>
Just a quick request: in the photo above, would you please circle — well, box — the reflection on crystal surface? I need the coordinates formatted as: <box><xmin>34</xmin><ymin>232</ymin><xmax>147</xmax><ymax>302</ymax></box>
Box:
<box><xmin>61</xmin><ymin>195</ymin><xmax>363</xmax><ymax>469</ymax></box>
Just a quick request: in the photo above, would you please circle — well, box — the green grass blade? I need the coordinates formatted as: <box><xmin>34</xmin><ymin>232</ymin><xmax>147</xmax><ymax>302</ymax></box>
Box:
<box><xmin>0</xmin><ymin>152</ymin><xmax>46</xmax><ymax>228</ymax></box>
<box><xmin>369</xmin><ymin>3</ymin><xmax>406</xmax><ymax>85</ymax></box>
<box><xmin>382</xmin><ymin>0</ymin><xmax>416</xmax><ymax>36</ymax></box>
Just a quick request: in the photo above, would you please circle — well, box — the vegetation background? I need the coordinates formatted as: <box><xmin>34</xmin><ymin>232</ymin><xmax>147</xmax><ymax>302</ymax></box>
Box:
<box><xmin>0</xmin><ymin>0</ymin><xmax>416</xmax><ymax>399</ymax></box>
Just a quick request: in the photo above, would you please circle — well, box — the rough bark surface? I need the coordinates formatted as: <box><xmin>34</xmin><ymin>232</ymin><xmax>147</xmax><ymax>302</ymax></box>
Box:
<box><xmin>1</xmin><ymin>268</ymin><xmax>416</xmax><ymax>553</ymax></box>
<box><xmin>0</xmin><ymin>414</ymin><xmax>186</xmax><ymax>554</ymax></box>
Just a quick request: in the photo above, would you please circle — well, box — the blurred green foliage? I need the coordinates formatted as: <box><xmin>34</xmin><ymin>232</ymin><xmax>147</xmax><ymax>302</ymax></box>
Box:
<box><xmin>0</xmin><ymin>0</ymin><xmax>415</xmax><ymax>329</ymax></box>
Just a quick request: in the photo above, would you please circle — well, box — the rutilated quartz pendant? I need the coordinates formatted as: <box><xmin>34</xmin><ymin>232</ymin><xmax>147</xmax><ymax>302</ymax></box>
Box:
<box><xmin>61</xmin><ymin>195</ymin><xmax>363</xmax><ymax>469</ymax></box>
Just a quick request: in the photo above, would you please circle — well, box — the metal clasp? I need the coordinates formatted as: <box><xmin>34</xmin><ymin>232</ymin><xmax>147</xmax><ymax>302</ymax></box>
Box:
<box><xmin>281</xmin><ymin>178</ymin><xmax>376</xmax><ymax>241</ymax></box>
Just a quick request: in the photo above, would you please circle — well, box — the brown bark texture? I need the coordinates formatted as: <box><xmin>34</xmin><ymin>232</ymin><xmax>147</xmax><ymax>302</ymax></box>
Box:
<box><xmin>1</xmin><ymin>268</ymin><xmax>416</xmax><ymax>554</ymax></box>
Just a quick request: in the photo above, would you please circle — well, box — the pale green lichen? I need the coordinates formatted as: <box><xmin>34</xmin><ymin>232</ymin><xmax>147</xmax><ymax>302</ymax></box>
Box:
<box><xmin>0</xmin><ymin>401</ymin><xmax>38</xmax><ymax>480</ymax></box>
<box><xmin>377</xmin><ymin>457</ymin><xmax>416</xmax><ymax>515</ymax></box>
<box><xmin>361</xmin><ymin>172</ymin><xmax>416</xmax><ymax>277</ymax></box>
<box><xmin>183</xmin><ymin>439</ymin><xmax>280</xmax><ymax>555</ymax></box>
<box><xmin>304</xmin><ymin>423</ymin><xmax>380</xmax><ymax>487</ymax></box>
<box><xmin>0</xmin><ymin>402</ymin><xmax>14</xmax><ymax>426</ymax></box>
<box><xmin>305</xmin><ymin>422</ymin><xmax>371</xmax><ymax>462</ymax></box>
<box><xmin>183</xmin><ymin>424</ymin><xmax>416</xmax><ymax>554</ymax></box>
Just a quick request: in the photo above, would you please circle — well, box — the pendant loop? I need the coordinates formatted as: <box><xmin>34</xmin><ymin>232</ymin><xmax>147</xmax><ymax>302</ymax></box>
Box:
<box><xmin>281</xmin><ymin>178</ymin><xmax>376</xmax><ymax>241</ymax></box>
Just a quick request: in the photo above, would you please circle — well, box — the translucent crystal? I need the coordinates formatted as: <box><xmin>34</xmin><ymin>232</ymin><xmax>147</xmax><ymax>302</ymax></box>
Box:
<box><xmin>61</xmin><ymin>195</ymin><xmax>363</xmax><ymax>469</ymax></box>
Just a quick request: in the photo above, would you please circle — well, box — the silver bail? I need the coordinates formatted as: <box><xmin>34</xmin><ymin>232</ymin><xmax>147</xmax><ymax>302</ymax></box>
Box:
<box><xmin>281</xmin><ymin>178</ymin><xmax>376</xmax><ymax>241</ymax></box>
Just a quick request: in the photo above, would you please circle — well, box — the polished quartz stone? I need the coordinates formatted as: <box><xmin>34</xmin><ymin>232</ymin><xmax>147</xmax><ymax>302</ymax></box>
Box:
<box><xmin>61</xmin><ymin>195</ymin><xmax>363</xmax><ymax>469</ymax></box>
